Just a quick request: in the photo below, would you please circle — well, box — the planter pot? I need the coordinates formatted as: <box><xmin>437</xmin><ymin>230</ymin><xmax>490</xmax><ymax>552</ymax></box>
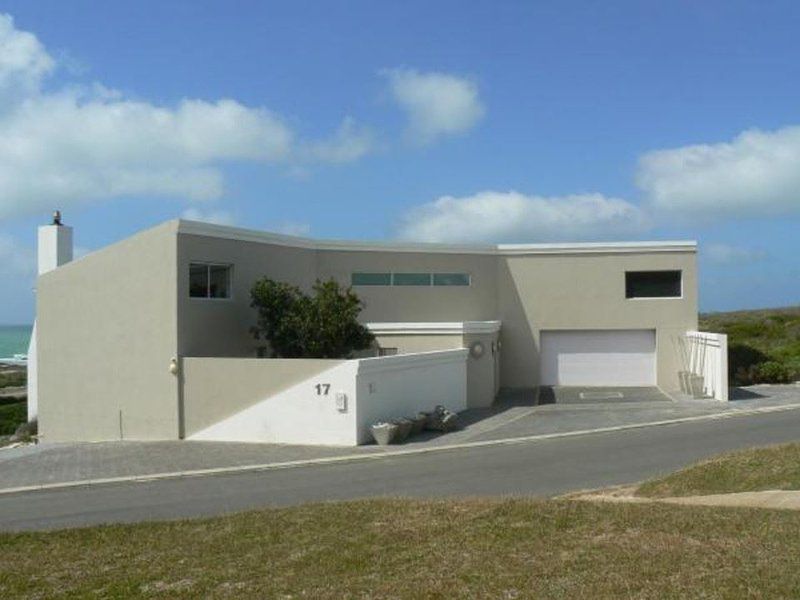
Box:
<box><xmin>425</xmin><ymin>406</ymin><xmax>460</xmax><ymax>432</ymax></box>
<box><xmin>410</xmin><ymin>414</ymin><xmax>427</xmax><ymax>436</ymax></box>
<box><xmin>393</xmin><ymin>418</ymin><xmax>413</xmax><ymax>443</ymax></box>
<box><xmin>371</xmin><ymin>423</ymin><xmax>399</xmax><ymax>446</ymax></box>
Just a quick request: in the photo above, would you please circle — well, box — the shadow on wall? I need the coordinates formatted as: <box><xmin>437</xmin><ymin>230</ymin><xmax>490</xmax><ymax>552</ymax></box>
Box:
<box><xmin>496</xmin><ymin>259</ymin><xmax>540</xmax><ymax>389</ymax></box>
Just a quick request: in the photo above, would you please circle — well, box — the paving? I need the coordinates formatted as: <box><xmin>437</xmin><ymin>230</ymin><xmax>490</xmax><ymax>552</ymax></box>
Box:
<box><xmin>0</xmin><ymin>383</ymin><xmax>798</xmax><ymax>493</ymax></box>
<box><xmin>4</xmin><ymin>408</ymin><xmax>800</xmax><ymax>531</ymax></box>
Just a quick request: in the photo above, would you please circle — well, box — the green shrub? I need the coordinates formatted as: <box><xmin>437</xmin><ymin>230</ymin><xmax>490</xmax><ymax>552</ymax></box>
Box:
<box><xmin>0</xmin><ymin>400</ymin><xmax>26</xmax><ymax>436</ymax></box>
<box><xmin>752</xmin><ymin>361</ymin><xmax>794</xmax><ymax>384</ymax></box>
<box><xmin>250</xmin><ymin>278</ymin><xmax>374</xmax><ymax>358</ymax></box>
<box><xmin>728</xmin><ymin>343</ymin><xmax>770</xmax><ymax>385</ymax></box>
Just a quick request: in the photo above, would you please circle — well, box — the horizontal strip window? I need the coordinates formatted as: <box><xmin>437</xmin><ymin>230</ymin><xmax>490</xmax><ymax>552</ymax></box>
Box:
<box><xmin>352</xmin><ymin>272</ymin><xmax>471</xmax><ymax>287</ymax></box>
<box><xmin>351</xmin><ymin>272</ymin><xmax>391</xmax><ymax>286</ymax></box>
<box><xmin>393</xmin><ymin>273</ymin><xmax>432</xmax><ymax>286</ymax></box>
<box><xmin>433</xmin><ymin>273</ymin><xmax>471</xmax><ymax>286</ymax></box>
<box><xmin>625</xmin><ymin>270</ymin><xmax>681</xmax><ymax>298</ymax></box>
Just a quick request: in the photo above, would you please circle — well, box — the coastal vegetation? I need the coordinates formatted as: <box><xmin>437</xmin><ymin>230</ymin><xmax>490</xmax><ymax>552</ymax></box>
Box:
<box><xmin>0</xmin><ymin>366</ymin><xmax>27</xmax><ymax>438</ymax></box>
<box><xmin>0</xmin><ymin>398</ymin><xmax>26</xmax><ymax>436</ymax></box>
<box><xmin>0</xmin><ymin>369</ymin><xmax>25</xmax><ymax>389</ymax></box>
<box><xmin>700</xmin><ymin>306</ymin><xmax>800</xmax><ymax>385</ymax></box>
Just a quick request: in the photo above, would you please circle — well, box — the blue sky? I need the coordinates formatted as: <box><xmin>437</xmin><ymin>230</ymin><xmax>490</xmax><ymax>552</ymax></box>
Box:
<box><xmin>0</xmin><ymin>0</ymin><xmax>798</xmax><ymax>323</ymax></box>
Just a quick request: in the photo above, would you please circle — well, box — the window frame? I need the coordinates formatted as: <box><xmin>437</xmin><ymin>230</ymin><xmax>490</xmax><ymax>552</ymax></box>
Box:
<box><xmin>625</xmin><ymin>270</ymin><xmax>683</xmax><ymax>300</ymax></box>
<box><xmin>350</xmin><ymin>271</ymin><xmax>472</xmax><ymax>287</ymax></box>
<box><xmin>189</xmin><ymin>262</ymin><xmax>233</xmax><ymax>300</ymax></box>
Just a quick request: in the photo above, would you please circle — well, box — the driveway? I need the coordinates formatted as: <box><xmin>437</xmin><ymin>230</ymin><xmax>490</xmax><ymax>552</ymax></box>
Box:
<box><xmin>0</xmin><ymin>384</ymin><xmax>798</xmax><ymax>494</ymax></box>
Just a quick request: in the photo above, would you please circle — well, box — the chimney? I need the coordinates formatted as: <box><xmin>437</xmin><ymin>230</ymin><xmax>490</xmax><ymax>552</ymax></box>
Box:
<box><xmin>37</xmin><ymin>210</ymin><xmax>73</xmax><ymax>275</ymax></box>
<box><xmin>28</xmin><ymin>211</ymin><xmax>73</xmax><ymax>423</ymax></box>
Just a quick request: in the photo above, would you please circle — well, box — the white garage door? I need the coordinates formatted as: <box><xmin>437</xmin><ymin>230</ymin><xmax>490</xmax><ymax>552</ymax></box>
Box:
<box><xmin>540</xmin><ymin>330</ymin><xmax>656</xmax><ymax>386</ymax></box>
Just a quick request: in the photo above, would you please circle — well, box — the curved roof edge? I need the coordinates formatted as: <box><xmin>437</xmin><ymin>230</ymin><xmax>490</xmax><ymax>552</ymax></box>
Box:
<box><xmin>176</xmin><ymin>219</ymin><xmax>696</xmax><ymax>255</ymax></box>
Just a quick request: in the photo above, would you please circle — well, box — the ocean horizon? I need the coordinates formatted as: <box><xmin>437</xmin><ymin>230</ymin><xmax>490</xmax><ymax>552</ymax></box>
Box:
<box><xmin>0</xmin><ymin>325</ymin><xmax>33</xmax><ymax>359</ymax></box>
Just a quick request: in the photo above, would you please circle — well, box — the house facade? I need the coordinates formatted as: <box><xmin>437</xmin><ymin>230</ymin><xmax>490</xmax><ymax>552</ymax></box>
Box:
<box><xmin>34</xmin><ymin>219</ymin><xmax>698</xmax><ymax>443</ymax></box>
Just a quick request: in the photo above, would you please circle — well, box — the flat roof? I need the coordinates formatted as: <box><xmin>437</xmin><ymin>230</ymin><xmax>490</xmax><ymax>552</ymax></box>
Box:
<box><xmin>176</xmin><ymin>219</ymin><xmax>697</xmax><ymax>256</ymax></box>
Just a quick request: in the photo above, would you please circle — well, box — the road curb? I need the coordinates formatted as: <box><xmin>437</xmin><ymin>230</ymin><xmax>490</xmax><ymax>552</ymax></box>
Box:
<box><xmin>3</xmin><ymin>402</ymin><xmax>800</xmax><ymax>496</ymax></box>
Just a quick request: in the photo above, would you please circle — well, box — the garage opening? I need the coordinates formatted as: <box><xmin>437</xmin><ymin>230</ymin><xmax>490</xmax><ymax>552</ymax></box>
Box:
<box><xmin>540</xmin><ymin>329</ymin><xmax>656</xmax><ymax>387</ymax></box>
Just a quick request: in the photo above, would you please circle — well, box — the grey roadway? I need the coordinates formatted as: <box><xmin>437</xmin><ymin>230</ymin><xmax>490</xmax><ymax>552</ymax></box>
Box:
<box><xmin>2</xmin><ymin>408</ymin><xmax>800</xmax><ymax>531</ymax></box>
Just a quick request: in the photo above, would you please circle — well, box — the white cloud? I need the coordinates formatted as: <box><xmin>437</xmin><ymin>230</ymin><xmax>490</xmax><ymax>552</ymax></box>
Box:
<box><xmin>397</xmin><ymin>190</ymin><xmax>650</xmax><ymax>243</ymax></box>
<box><xmin>0</xmin><ymin>14</ymin><xmax>54</xmax><ymax>104</ymax></box>
<box><xmin>0</xmin><ymin>90</ymin><xmax>295</xmax><ymax>219</ymax></box>
<box><xmin>637</xmin><ymin>125</ymin><xmax>800</xmax><ymax>217</ymax></box>
<box><xmin>383</xmin><ymin>68</ymin><xmax>484</xmax><ymax>145</ymax></box>
<box><xmin>0</xmin><ymin>14</ymin><xmax>374</xmax><ymax>221</ymax></box>
<box><xmin>704</xmin><ymin>243</ymin><xmax>766</xmax><ymax>265</ymax></box>
<box><xmin>0</xmin><ymin>234</ymin><xmax>34</xmax><ymax>275</ymax></box>
<box><xmin>181</xmin><ymin>207</ymin><xmax>236</xmax><ymax>226</ymax></box>
<box><xmin>307</xmin><ymin>117</ymin><xmax>374</xmax><ymax>164</ymax></box>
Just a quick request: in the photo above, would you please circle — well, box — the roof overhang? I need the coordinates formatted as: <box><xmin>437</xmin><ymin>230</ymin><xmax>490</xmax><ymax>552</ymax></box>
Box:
<box><xmin>176</xmin><ymin>220</ymin><xmax>696</xmax><ymax>256</ymax></box>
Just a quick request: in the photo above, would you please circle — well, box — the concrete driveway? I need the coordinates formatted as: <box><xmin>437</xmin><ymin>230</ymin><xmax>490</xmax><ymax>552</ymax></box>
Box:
<box><xmin>538</xmin><ymin>386</ymin><xmax>671</xmax><ymax>405</ymax></box>
<box><xmin>0</xmin><ymin>384</ymin><xmax>798</xmax><ymax>494</ymax></box>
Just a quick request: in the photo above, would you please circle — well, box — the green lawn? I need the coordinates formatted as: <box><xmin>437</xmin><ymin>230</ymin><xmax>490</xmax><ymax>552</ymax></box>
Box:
<box><xmin>700</xmin><ymin>305</ymin><xmax>800</xmax><ymax>384</ymax></box>
<box><xmin>638</xmin><ymin>442</ymin><xmax>800</xmax><ymax>498</ymax></box>
<box><xmin>2</xmin><ymin>498</ymin><xmax>800</xmax><ymax>598</ymax></box>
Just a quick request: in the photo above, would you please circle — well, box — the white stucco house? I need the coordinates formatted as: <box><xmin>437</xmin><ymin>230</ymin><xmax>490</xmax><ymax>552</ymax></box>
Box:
<box><xmin>27</xmin><ymin>217</ymin><xmax>727</xmax><ymax>445</ymax></box>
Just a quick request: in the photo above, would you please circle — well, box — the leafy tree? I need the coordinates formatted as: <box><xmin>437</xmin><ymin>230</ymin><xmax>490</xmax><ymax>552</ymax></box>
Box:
<box><xmin>250</xmin><ymin>278</ymin><xmax>374</xmax><ymax>358</ymax></box>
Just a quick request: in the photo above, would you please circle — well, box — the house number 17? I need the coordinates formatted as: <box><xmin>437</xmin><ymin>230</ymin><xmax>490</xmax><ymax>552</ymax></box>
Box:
<box><xmin>315</xmin><ymin>383</ymin><xmax>331</xmax><ymax>396</ymax></box>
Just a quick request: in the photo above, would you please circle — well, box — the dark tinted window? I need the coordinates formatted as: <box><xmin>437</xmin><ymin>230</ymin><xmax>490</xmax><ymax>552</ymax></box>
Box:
<box><xmin>393</xmin><ymin>273</ymin><xmax>432</xmax><ymax>286</ymax></box>
<box><xmin>352</xmin><ymin>272</ymin><xmax>391</xmax><ymax>286</ymax></box>
<box><xmin>190</xmin><ymin>263</ymin><xmax>231</xmax><ymax>298</ymax></box>
<box><xmin>433</xmin><ymin>273</ymin><xmax>470</xmax><ymax>286</ymax></box>
<box><xmin>189</xmin><ymin>264</ymin><xmax>209</xmax><ymax>297</ymax></box>
<box><xmin>626</xmin><ymin>271</ymin><xmax>681</xmax><ymax>298</ymax></box>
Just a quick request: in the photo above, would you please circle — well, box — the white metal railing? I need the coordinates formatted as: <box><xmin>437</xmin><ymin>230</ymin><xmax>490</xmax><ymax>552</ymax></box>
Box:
<box><xmin>678</xmin><ymin>331</ymin><xmax>729</xmax><ymax>401</ymax></box>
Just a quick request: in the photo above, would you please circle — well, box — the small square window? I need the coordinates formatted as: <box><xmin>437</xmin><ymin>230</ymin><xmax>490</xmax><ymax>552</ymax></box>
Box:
<box><xmin>393</xmin><ymin>273</ymin><xmax>432</xmax><ymax>286</ymax></box>
<box><xmin>189</xmin><ymin>263</ymin><xmax>232</xmax><ymax>298</ymax></box>
<box><xmin>625</xmin><ymin>270</ymin><xmax>681</xmax><ymax>298</ymax></box>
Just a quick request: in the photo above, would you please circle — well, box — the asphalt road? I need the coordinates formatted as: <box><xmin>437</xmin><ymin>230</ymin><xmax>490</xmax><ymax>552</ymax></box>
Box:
<box><xmin>2</xmin><ymin>409</ymin><xmax>799</xmax><ymax>531</ymax></box>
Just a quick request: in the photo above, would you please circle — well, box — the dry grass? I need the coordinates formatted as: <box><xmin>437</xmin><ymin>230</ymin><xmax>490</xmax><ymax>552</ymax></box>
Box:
<box><xmin>638</xmin><ymin>442</ymin><xmax>800</xmax><ymax>498</ymax></box>
<box><xmin>2</xmin><ymin>498</ymin><xmax>800</xmax><ymax>598</ymax></box>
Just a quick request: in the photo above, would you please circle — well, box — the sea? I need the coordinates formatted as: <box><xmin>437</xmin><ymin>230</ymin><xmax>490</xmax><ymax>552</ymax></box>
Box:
<box><xmin>0</xmin><ymin>325</ymin><xmax>32</xmax><ymax>361</ymax></box>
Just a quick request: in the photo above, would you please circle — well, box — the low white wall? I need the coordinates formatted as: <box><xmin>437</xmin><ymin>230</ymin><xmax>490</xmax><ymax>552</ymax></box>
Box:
<box><xmin>355</xmin><ymin>349</ymin><xmax>468</xmax><ymax>444</ymax></box>
<box><xmin>684</xmin><ymin>331</ymin><xmax>729</xmax><ymax>401</ymax></box>
<box><xmin>186</xmin><ymin>349</ymin><xmax>468</xmax><ymax>446</ymax></box>
<box><xmin>189</xmin><ymin>360</ymin><xmax>358</xmax><ymax>445</ymax></box>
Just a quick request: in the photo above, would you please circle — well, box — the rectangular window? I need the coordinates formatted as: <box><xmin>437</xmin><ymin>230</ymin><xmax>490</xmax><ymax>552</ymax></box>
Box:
<box><xmin>433</xmin><ymin>273</ymin><xmax>471</xmax><ymax>286</ymax></box>
<box><xmin>189</xmin><ymin>263</ymin><xmax>232</xmax><ymax>298</ymax></box>
<box><xmin>352</xmin><ymin>272</ymin><xmax>391</xmax><ymax>286</ymax></box>
<box><xmin>625</xmin><ymin>270</ymin><xmax>681</xmax><ymax>298</ymax></box>
<box><xmin>378</xmin><ymin>347</ymin><xmax>398</xmax><ymax>357</ymax></box>
<box><xmin>393</xmin><ymin>273</ymin><xmax>432</xmax><ymax>286</ymax></box>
